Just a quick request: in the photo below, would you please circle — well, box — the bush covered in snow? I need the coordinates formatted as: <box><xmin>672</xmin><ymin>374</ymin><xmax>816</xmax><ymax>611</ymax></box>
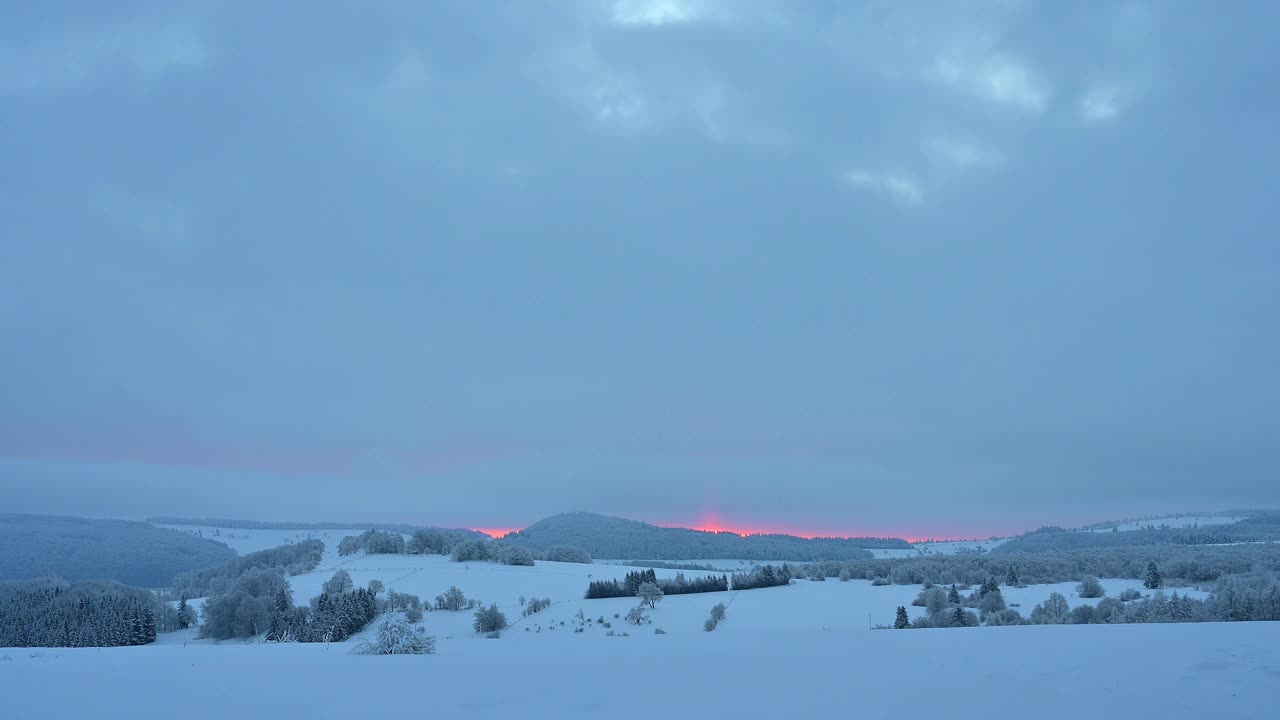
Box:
<box><xmin>473</xmin><ymin>604</ymin><xmax>508</xmax><ymax>633</ymax></box>
<box><xmin>357</xmin><ymin>619</ymin><xmax>435</xmax><ymax>655</ymax></box>
<box><xmin>1077</xmin><ymin>576</ymin><xmax>1105</xmax><ymax>598</ymax></box>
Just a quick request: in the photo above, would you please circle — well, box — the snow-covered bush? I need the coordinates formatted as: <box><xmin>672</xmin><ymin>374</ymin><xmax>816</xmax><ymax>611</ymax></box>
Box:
<box><xmin>704</xmin><ymin>617</ymin><xmax>718</xmax><ymax>632</ymax></box>
<box><xmin>1119</xmin><ymin>588</ymin><xmax>1142</xmax><ymax>601</ymax></box>
<box><xmin>626</xmin><ymin>605</ymin><xmax>649</xmax><ymax>625</ymax></box>
<box><xmin>473</xmin><ymin>604</ymin><xmax>508</xmax><ymax>633</ymax></box>
<box><xmin>497</xmin><ymin>545</ymin><xmax>535</xmax><ymax>566</ymax></box>
<box><xmin>357</xmin><ymin>619</ymin><xmax>435</xmax><ymax>655</ymax></box>
<box><xmin>435</xmin><ymin>586</ymin><xmax>470</xmax><ymax>611</ymax></box>
<box><xmin>1077</xmin><ymin>576</ymin><xmax>1104</xmax><ymax>598</ymax></box>
<box><xmin>710</xmin><ymin>602</ymin><xmax>727</xmax><ymax>622</ymax></box>
<box><xmin>522</xmin><ymin>597</ymin><xmax>552</xmax><ymax>617</ymax></box>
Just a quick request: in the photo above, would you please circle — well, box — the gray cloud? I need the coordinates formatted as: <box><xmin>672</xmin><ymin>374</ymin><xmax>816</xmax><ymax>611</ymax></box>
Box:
<box><xmin>1</xmin><ymin>0</ymin><xmax>1277</xmax><ymax>537</ymax></box>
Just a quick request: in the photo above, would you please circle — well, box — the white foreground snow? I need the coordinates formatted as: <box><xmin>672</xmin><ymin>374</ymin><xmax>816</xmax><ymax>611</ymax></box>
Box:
<box><xmin>2</xmin><ymin>622</ymin><xmax>1275</xmax><ymax>719</ymax></box>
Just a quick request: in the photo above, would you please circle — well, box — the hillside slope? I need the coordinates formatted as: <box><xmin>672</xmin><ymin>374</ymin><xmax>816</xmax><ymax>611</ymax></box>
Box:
<box><xmin>0</xmin><ymin>514</ymin><xmax>236</xmax><ymax>587</ymax></box>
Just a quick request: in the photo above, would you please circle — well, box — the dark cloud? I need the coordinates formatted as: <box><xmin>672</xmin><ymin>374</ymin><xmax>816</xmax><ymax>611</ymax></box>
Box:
<box><xmin>2</xmin><ymin>1</ymin><xmax>1278</xmax><ymax>537</ymax></box>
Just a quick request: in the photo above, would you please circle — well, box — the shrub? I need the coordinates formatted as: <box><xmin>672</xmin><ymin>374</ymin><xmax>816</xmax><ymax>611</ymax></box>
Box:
<box><xmin>473</xmin><ymin>604</ymin><xmax>508</xmax><ymax>633</ymax></box>
<box><xmin>523</xmin><ymin>598</ymin><xmax>552</xmax><ymax>617</ymax></box>
<box><xmin>1119</xmin><ymin>588</ymin><xmax>1142</xmax><ymax>601</ymax></box>
<box><xmin>435</xmin><ymin>586</ymin><xmax>469</xmax><ymax>611</ymax></box>
<box><xmin>358</xmin><ymin>619</ymin><xmax>435</xmax><ymax>655</ymax></box>
<box><xmin>626</xmin><ymin>606</ymin><xmax>649</xmax><ymax>625</ymax></box>
<box><xmin>1077</xmin><ymin>576</ymin><xmax>1104</xmax><ymax>598</ymax></box>
<box><xmin>710</xmin><ymin>602</ymin><xmax>727</xmax><ymax>622</ymax></box>
<box><xmin>405</xmin><ymin>607</ymin><xmax>423</xmax><ymax>623</ymax></box>
<box><xmin>704</xmin><ymin>617</ymin><xmax>718</xmax><ymax>632</ymax></box>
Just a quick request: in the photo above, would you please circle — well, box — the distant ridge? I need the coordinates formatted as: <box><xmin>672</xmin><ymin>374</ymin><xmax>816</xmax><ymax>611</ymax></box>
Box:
<box><xmin>502</xmin><ymin>512</ymin><xmax>909</xmax><ymax>561</ymax></box>
<box><xmin>146</xmin><ymin>517</ymin><xmax>488</xmax><ymax>538</ymax></box>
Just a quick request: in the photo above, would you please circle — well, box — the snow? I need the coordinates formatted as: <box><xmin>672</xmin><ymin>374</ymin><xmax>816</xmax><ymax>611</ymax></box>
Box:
<box><xmin>1</xmin><ymin>525</ymin><xmax>1261</xmax><ymax>718</ymax></box>
<box><xmin>1085</xmin><ymin>515</ymin><xmax>1250</xmax><ymax>533</ymax></box>
<box><xmin>914</xmin><ymin>538</ymin><xmax>1009</xmax><ymax>555</ymax></box>
<box><xmin>157</xmin><ymin>524</ymin><xmax>369</xmax><ymax>557</ymax></box>
<box><xmin>3</xmin><ymin>622</ymin><xmax>1276</xmax><ymax>719</ymax></box>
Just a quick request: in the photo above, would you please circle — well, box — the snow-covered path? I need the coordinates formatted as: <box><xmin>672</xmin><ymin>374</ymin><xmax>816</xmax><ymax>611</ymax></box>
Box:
<box><xmin>3</xmin><ymin>622</ymin><xmax>1275</xmax><ymax>719</ymax></box>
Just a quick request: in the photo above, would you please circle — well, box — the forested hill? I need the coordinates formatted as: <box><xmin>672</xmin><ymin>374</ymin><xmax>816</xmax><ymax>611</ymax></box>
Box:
<box><xmin>993</xmin><ymin>514</ymin><xmax>1280</xmax><ymax>554</ymax></box>
<box><xmin>503</xmin><ymin>512</ymin><xmax>907</xmax><ymax>561</ymax></box>
<box><xmin>146</xmin><ymin>517</ymin><xmax>489</xmax><ymax>538</ymax></box>
<box><xmin>0</xmin><ymin>514</ymin><xmax>237</xmax><ymax>587</ymax></box>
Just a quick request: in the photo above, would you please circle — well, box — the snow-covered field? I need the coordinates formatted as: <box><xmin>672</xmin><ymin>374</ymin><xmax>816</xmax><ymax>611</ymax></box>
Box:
<box><xmin>1084</xmin><ymin>515</ymin><xmax>1250</xmax><ymax>533</ymax></box>
<box><xmin>156</xmin><ymin>526</ymin><xmax>1209</xmax><ymax>645</ymax></box>
<box><xmin>4</xmin><ymin>622</ymin><xmax>1276</xmax><ymax>719</ymax></box>
<box><xmin>914</xmin><ymin>538</ymin><xmax>1009</xmax><ymax>555</ymax></box>
<box><xmin>157</xmin><ymin>524</ymin><xmax>369</xmax><ymax>556</ymax></box>
<box><xmin>2</xmin><ymin>525</ymin><xmax>1261</xmax><ymax>719</ymax></box>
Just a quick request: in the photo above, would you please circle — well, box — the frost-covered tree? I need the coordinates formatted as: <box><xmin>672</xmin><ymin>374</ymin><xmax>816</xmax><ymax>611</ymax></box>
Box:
<box><xmin>1144</xmin><ymin>561</ymin><xmax>1163</xmax><ymax>590</ymax></box>
<box><xmin>543</xmin><ymin>545</ymin><xmax>592</xmax><ymax>564</ymax></box>
<box><xmin>473</xmin><ymin>604</ymin><xmax>508</xmax><ymax>633</ymax></box>
<box><xmin>1076</xmin><ymin>576</ymin><xmax>1104</xmax><ymax>598</ymax></box>
<box><xmin>176</xmin><ymin>596</ymin><xmax>196</xmax><ymax>630</ymax></box>
<box><xmin>977</xmin><ymin>588</ymin><xmax>1007</xmax><ymax>618</ymax></box>
<box><xmin>626</xmin><ymin>605</ymin><xmax>649</xmax><ymax>625</ymax></box>
<box><xmin>406</xmin><ymin>606</ymin><xmax>423</xmax><ymax>623</ymax></box>
<box><xmin>916</xmin><ymin>586</ymin><xmax>949</xmax><ymax>616</ymax></box>
<box><xmin>710</xmin><ymin>602</ymin><xmax>727</xmax><ymax>622</ymax></box>
<box><xmin>1030</xmin><ymin>592</ymin><xmax>1071</xmax><ymax>625</ymax></box>
<box><xmin>367</xmin><ymin>580</ymin><xmax>384</xmax><ymax>597</ymax></box>
<box><xmin>435</xmin><ymin>586</ymin><xmax>469</xmax><ymax>611</ymax></box>
<box><xmin>838</xmin><ymin>568</ymin><xmax>852</xmax><ymax>582</ymax></box>
<box><xmin>359</xmin><ymin>619</ymin><xmax>435</xmax><ymax>655</ymax></box>
<box><xmin>947</xmin><ymin>584</ymin><xmax>961</xmax><ymax>605</ymax></box>
<box><xmin>637</xmin><ymin>581</ymin><xmax>664</xmax><ymax>609</ymax></box>
<box><xmin>1005</xmin><ymin>567</ymin><xmax>1020</xmax><ymax>587</ymax></box>
<box><xmin>323</xmin><ymin>570</ymin><xmax>354</xmax><ymax>595</ymax></box>
<box><xmin>894</xmin><ymin>606</ymin><xmax>910</xmax><ymax>629</ymax></box>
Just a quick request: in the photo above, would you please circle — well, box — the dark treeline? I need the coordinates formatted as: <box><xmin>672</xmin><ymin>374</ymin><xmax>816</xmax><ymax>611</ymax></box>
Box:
<box><xmin>171</xmin><ymin>539</ymin><xmax>324</xmax><ymax>599</ymax></box>
<box><xmin>805</xmin><ymin>543</ymin><xmax>1280</xmax><ymax>587</ymax></box>
<box><xmin>586</xmin><ymin>569</ymin><xmax>729</xmax><ymax>599</ymax></box>
<box><xmin>730</xmin><ymin>564</ymin><xmax>795</xmax><ymax>591</ymax></box>
<box><xmin>0</xmin><ymin>581</ymin><xmax>157</xmax><ymax>647</ymax></box>
<box><xmin>266</xmin><ymin>586</ymin><xmax>379</xmax><ymax>644</ymax></box>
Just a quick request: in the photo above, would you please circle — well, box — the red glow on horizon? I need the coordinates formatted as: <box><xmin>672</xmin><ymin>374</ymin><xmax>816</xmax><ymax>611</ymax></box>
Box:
<box><xmin>665</xmin><ymin>509</ymin><xmax>981</xmax><ymax>543</ymax></box>
<box><xmin>472</xmin><ymin>527</ymin><xmax>520</xmax><ymax>539</ymax></box>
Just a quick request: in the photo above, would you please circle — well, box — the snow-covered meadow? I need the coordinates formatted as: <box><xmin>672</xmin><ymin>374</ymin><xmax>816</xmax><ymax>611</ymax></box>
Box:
<box><xmin>1083</xmin><ymin>515</ymin><xmax>1250</xmax><ymax>533</ymax></box>
<box><xmin>1</xmin><ymin>524</ymin><xmax>1271</xmax><ymax>719</ymax></box>
<box><xmin>4</xmin><ymin>622</ymin><xmax>1276</xmax><ymax>720</ymax></box>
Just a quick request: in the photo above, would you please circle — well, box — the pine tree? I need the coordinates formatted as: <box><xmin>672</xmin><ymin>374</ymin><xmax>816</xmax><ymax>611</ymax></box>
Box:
<box><xmin>894</xmin><ymin>606</ymin><xmax>910</xmax><ymax>629</ymax></box>
<box><xmin>951</xmin><ymin>606</ymin><xmax>967</xmax><ymax>627</ymax></box>
<box><xmin>1144</xmin><ymin>561</ymin><xmax>1163</xmax><ymax>590</ymax></box>
<box><xmin>1005</xmin><ymin>567</ymin><xmax>1020</xmax><ymax>587</ymax></box>
<box><xmin>948</xmin><ymin>584</ymin><xmax>961</xmax><ymax>604</ymax></box>
<box><xmin>176</xmin><ymin>596</ymin><xmax>191</xmax><ymax>629</ymax></box>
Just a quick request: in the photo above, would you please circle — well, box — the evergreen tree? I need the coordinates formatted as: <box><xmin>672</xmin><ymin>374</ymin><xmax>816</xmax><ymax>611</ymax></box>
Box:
<box><xmin>951</xmin><ymin>606</ymin><xmax>967</xmax><ymax>627</ymax></box>
<box><xmin>1005</xmin><ymin>567</ymin><xmax>1020</xmax><ymax>587</ymax></box>
<box><xmin>894</xmin><ymin>606</ymin><xmax>910</xmax><ymax>629</ymax></box>
<box><xmin>1144</xmin><ymin>561</ymin><xmax>1164</xmax><ymax>590</ymax></box>
<box><xmin>947</xmin><ymin>584</ymin><xmax>961</xmax><ymax>604</ymax></box>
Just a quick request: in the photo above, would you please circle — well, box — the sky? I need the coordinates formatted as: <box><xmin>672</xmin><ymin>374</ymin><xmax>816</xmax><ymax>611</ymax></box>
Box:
<box><xmin>2</xmin><ymin>1</ymin><xmax>1278</xmax><ymax>539</ymax></box>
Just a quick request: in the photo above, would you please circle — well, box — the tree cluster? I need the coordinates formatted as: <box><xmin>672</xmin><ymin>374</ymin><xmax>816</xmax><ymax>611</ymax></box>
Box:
<box><xmin>584</xmin><ymin>569</ymin><xmax>730</xmax><ymax>599</ymax></box>
<box><xmin>0</xmin><ymin>582</ymin><xmax>157</xmax><ymax>647</ymax></box>
<box><xmin>729</xmin><ymin>564</ymin><xmax>794</xmax><ymax>591</ymax></box>
<box><xmin>338</xmin><ymin>530</ymin><xmax>406</xmax><ymax>556</ymax></box>
<box><xmin>171</xmin><ymin>539</ymin><xmax>324</xmax><ymax>599</ymax></box>
<box><xmin>264</xmin><ymin>576</ymin><xmax>379</xmax><ymax>643</ymax></box>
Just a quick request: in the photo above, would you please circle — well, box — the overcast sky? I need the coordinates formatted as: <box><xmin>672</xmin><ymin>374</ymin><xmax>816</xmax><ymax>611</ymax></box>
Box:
<box><xmin>2</xmin><ymin>1</ymin><xmax>1277</xmax><ymax>538</ymax></box>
